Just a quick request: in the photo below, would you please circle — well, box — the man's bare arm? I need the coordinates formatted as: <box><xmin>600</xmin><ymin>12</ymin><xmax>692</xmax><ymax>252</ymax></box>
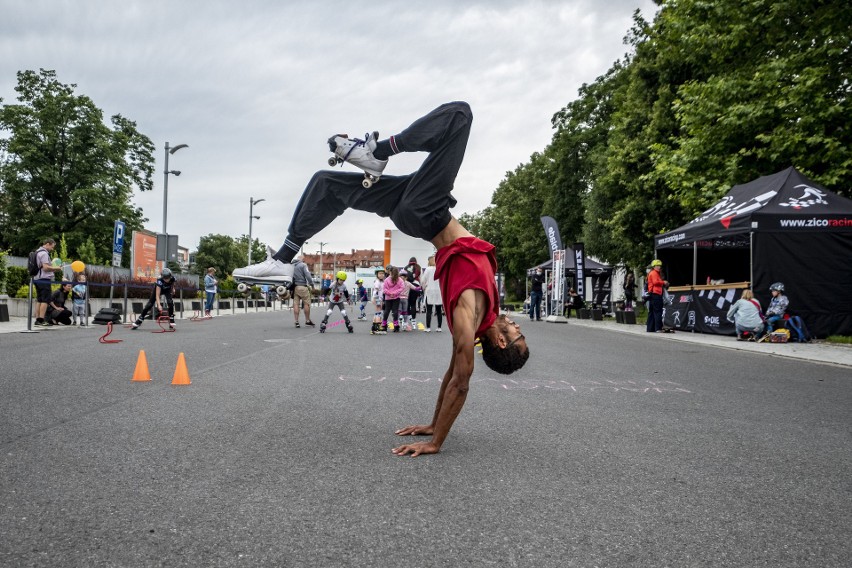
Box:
<box><xmin>392</xmin><ymin>289</ymin><xmax>479</xmax><ymax>456</ymax></box>
<box><xmin>395</xmin><ymin>351</ymin><xmax>455</xmax><ymax>437</ymax></box>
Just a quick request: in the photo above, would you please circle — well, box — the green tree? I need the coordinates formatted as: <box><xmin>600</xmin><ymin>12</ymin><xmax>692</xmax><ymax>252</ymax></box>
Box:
<box><xmin>193</xmin><ymin>234</ymin><xmax>266</xmax><ymax>277</ymax></box>
<box><xmin>0</xmin><ymin>249</ymin><xmax>8</xmax><ymax>294</ymax></box>
<box><xmin>650</xmin><ymin>0</ymin><xmax>851</xmax><ymax>209</ymax></box>
<box><xmin>0</xmin><ymin>69</ymin><xmax>154</xmax><ymax>257</ymax></box>
<box><xmin>58</xmin><ymin>234</ymin><xmax>69</xmax><ymax>263</ymax></box>
<box><xmin>76</xmin><ymin>237</ymin><xmax>102</xmax><ymax>266</ymax></box>
<box><xmin>235</xmin><ymin>235</ymin><xmax>268</xmax><ymax>271</ymax></box>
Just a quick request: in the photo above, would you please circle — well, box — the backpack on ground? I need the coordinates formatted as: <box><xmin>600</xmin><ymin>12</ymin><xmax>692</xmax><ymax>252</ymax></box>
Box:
<box><xmin>785</xmin><ymin>315</ymin><xmax>812</xmax><ymax>343</ymax></box>
<box><xmin>27</xmin><ymin>249</ymin><xmax>41</xmax><ymax>277</ymax></box>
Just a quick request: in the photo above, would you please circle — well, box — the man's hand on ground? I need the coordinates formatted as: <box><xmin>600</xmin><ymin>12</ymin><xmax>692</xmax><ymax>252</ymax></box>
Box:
<box><xmin>391</xmin><ymin>441</ymin><xmax>440</xmax><ymax>457</ymax></box>
<box><xmin>395</xmin><ymin>424</ymin><xmax>433</xmax><ymax>436</ymax></box>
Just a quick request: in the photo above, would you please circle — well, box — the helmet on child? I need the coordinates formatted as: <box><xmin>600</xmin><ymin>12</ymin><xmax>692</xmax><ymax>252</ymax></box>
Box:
<box><xmin>336</xmin><ymin>271</ymin><xmax>347</xmax><ymax>281</ymax></box>
<box><xmin>399</xmin><ymin>269</ymin><xmax>408</xmax><ymax>277</ymax></box>
<box><xmin>770</xmin><ymin>282</ymin><xmax>785</xmax><ymax>292</ymax></box>
<box><xmin>651</xmin><ymin>259</ymin><xmax>663</xmax><ymax>267</ymax></box>
<box><xmin>356</xmin><ymin>279</ymin><xmax>363</xmax><ymax>285</ymax></box>
<box><xmin>374</xmin><ymin>266</ymin><xmax>386</xmax><ymax>276</ymax></box>
<box><xmin>161</xmin><ymin>267</ymin><xmax>173</xmax><ymax>278</ymax></box>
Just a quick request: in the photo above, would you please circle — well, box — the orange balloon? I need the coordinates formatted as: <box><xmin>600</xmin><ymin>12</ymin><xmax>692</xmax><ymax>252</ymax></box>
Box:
<box><xmin>71</xmin><ymin>260</ymin><xmax>86</xmax><ymax>272</ymax></box>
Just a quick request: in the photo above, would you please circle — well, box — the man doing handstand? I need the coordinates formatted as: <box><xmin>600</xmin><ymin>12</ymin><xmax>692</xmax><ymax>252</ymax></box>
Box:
<box><xmin>233</xmin><ymin>101</ymin><xmax>529</xmax><ymax>456</ymax></box>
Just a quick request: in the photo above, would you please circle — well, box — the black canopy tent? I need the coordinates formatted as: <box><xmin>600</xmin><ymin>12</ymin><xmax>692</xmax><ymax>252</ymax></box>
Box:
<box><xmin>528</xmin><ymin>251</ymin><xmax>613</xmax><ymax>311</ymax></box>
<box><xmin>655</xmin><ymin>167</ymin><xmax>852</xmax><ymax>337</ymax></box>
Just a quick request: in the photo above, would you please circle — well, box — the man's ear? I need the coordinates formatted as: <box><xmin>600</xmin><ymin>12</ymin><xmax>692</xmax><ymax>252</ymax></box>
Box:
<box><xmin>486</xmin><ymin>326</ymin><xmax>508</xmax><ymax>348</ymax></box>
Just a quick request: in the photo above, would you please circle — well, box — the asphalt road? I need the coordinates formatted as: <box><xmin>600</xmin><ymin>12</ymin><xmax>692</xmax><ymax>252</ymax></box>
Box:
<box><xmin>1</xmin><ymin>310</ymin><xmax>850</xmax><ymax>567</ymax></box>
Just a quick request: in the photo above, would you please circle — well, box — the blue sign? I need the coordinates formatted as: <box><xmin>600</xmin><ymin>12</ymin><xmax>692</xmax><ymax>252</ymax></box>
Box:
<box><xmin>113</xmin><ymin>220</ymin><xmax>126</xmax><ymax>254</ymax></box>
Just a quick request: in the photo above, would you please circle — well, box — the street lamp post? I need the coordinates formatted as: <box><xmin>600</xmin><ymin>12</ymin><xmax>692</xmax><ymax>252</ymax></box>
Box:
<box><xmin>316</xmin><ymin>241</ymin><xmax>329</xmax><ymax>283</ymax></box>
<box><xmin>163</xmin><ymin>142</ymin><xmax>189</xmax><ymax>237</ymax></box>
<box><xmin>248</xmin><ymin>197</ymin><xmax>266</xmax><ymax>265</ymax></box>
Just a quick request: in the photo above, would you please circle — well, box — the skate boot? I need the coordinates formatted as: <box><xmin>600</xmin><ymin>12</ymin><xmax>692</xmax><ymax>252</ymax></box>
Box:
<box><xmin>319</xmin><ymin>323</ymin><xmax>326</xmax><ymax>333</ymax></box>
<box><xmin>347</xmin><ymin>324</ymin><xmax>354</xmax><ymax>333</ymax></box>
<box><xmin>327</xmin><ymin>132</ymin><xmax>387</xmax><ymax>188</ymax></box>
<box><xmin>232</xmin><ymin>247</ymin><xmax>295</xmax><ymax>293</ymax></box>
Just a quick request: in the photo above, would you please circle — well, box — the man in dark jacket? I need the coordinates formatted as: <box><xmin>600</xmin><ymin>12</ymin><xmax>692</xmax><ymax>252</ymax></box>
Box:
<box><xmin>529</xmin><ymin>267</ymin><xmax>544</xmax><ymax>321</ymax></box>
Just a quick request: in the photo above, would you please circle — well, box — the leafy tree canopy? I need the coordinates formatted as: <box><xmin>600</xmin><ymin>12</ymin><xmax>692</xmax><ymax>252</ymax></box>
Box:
<box><xmin>0</xmin><ymin>69</ymin><xmax>154</xmax><ymax>260</ymax></box>
<box><xmin>466</xmin><ymin>0</ymin><xmax>850</xmax><ymax>284</ymax></box>
<box><xmin>194</xmin><ymin>233</ymin><xmax>266</xmax><ymax>277</ymax></box>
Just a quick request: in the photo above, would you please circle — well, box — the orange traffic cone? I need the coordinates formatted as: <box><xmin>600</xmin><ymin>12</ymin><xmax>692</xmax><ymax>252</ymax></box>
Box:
<box><xmin>171</xmin><ymin>352</ymin><xmax>191</xmax><ymax>385</ymax></box>
<box><xmin>132</xmin><ymin>350</ymin><xmax>152</xmax><ymax>382</ymax></box>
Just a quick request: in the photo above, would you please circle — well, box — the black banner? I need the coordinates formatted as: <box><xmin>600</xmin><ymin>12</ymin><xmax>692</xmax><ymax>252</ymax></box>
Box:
<box><xmin>592</xmin><ymin>273</ymin><xmax>612</xmax><ymax>312</ymax></box>
<box><xmin>540</xmin><ymin>216</ymin><xmax>563</xmax><ymax>260</ymax></box>
<box><xmin>573</xmin><ymin>242</ymin><xmax>585</xmax><ymax>298</ymax></box>
<box><xmin>663</xmin><ymin>288</ymin><xmax>741</xmax><ymax>335</ymax></box>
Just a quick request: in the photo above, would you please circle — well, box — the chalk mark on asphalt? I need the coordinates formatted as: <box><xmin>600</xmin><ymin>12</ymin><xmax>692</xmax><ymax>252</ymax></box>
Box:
<box><xmin>337</xmin><ymin>376</ymin><xmax>692</xmax><ymax>393</ymax></box>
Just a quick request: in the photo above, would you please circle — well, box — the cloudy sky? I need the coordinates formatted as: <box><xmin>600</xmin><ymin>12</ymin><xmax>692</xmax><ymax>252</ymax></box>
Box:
<box><xmin>2</xmin><ymin>0</ymin><xmax>656</xmax><ymax>260</ymax></box>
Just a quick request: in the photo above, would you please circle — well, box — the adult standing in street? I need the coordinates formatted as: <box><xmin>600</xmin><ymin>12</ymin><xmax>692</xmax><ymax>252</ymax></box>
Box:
<box><xmin>291</xmin><ymin>256</ymin><xmax>315</xmax><ymax>328</ymax></box>
<box><xmin>647</xmin><ymin>259</ymin><xmax>669</xmax><ymax>332</ymax></box>
<box><xmin>421</xmin><ymin>255</ymin><xmax>444</xmax><ymax>332</ymax></box>
<box><xmin>529</xmin><ymin>267</ymin><xmax>544</xmax><ymax>321</ymax></box>
<box><xmin>204</xmin><ymin>267</ymin><xmax>218</xmax><ymax>317</ymax></box>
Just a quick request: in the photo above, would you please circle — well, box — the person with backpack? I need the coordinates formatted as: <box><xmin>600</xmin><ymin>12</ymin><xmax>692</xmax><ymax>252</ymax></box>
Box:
<box><xmin>31</xmin><ymin>237</ymin><xmax>63</xmax><ymax>327</ymax></box>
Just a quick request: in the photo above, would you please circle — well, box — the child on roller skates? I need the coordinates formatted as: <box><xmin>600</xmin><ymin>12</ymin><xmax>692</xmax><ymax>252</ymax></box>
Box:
<box><xmin>320</xmin><ymin>271</ymin><xmax>354</xmax><ymax>333</ymax></box>
<box><xmin>131</xmin><ymin>268</ymin><xmax>176</xmax><ymax>329</ymax></box>
<box><xmin>381</xmin><ymin>266</ymin><xmax>405</xmax><ymax>333</ymax></box>
<box><xmin>371</xmin><ymin>267</ymin><xmax>386</xmax><ymax>334</ymax></box>
<box><xmin>356</xmin><ymin>279</ymin><xmax>369</xmax><ymax>320</ymax></box>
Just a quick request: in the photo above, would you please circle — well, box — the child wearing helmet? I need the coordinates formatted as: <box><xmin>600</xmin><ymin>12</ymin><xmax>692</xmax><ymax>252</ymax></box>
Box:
<box><xmin>381</xmin><ymin>266</ymin><xmax>405</xmax><ymax>333</ymax></box>
<box><xmin>371</xmin><ymin>267</ymin><xmax>386</xmax><ymax>334</ymax></box>
<box><xmin>320</xmin><ymin>271</ymin><xmax>353</xmax><ymax>333</ymax></box>
<box><xmin>355</xmin><ymin>278</ymin><xmax>369</xmax><ymax>320</ymax></box>
<box><xmin>765</xmin><ymin>282</ymin><xmax>789</xmax><ymax>332</ymax></box>
<box><xmin>131</xmin><ymin>268</ymin><xmax>176</xmax><ymax>330</ymax></box>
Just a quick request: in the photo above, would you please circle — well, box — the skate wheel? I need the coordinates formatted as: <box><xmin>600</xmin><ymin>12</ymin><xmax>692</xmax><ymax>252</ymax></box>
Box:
<box><xmin>362</xmin><ymin>178</ymin><xmax>373</xmax><ymax>189</ymax></box>
<box><xmin>276</xmin><ymin>285</ymin><xmax>286</xmax><ymax>295</ymax></box>
<box><xmin>328</xmin><ymin>157</ymin><xmax>338</xmax><ymax>167</ymax></box>
<box><xmin>237</xmin><ymin>282</ymin><xmax>248</xmax><ymax>293</ymax></box>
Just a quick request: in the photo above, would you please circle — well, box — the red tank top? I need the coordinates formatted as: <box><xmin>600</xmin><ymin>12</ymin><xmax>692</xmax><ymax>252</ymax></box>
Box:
<box><xmin>435</xmin><ymin>236</ymin><xmax>499</xmax><ymax>337</ymax></box>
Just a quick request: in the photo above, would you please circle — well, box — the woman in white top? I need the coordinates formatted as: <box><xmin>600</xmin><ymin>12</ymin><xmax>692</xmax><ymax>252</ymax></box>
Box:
<box><xmin>420</xmin><ymin>255</ymin><xmax>443</xmax><ymax>332</ymax></box>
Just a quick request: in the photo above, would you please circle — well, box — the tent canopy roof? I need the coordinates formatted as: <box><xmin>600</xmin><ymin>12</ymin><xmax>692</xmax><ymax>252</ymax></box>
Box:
<box><xmin>656</xmin><ymin>167</ymin><xmax>852</xmax><ymax>249</ymax></box>
<box><xmin>529</xmin><ymin>250</ymin><xmax>610</xmax><ymax>274</ymax></box>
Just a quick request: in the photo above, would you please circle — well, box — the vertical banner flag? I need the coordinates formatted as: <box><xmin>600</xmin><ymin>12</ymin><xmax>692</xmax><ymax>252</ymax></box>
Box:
<box><xmin>540</xmin><ymin>216</ymin><xmax>563</xmax><ymax>260</ymax></box>
<box><xmin>574</xmin><ymin>242</ymin><xmax>586</xmax><ymax>298</ymax></box>
<box><xmin>552</xmin><ymin>249</ymin><xmax>565</xmax><ymax>316</ymax></box>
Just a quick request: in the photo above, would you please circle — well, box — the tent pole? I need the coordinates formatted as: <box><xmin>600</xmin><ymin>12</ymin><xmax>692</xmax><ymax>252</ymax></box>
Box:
<box><xmin>749</xmin><ymin>232</ymin><xmax>754</xmax><ymax>288</ymax></box>
<box><xmin>692</xmin><ymin>241</ymin><xmax>698</xmax><ymax>287</ymax></box>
